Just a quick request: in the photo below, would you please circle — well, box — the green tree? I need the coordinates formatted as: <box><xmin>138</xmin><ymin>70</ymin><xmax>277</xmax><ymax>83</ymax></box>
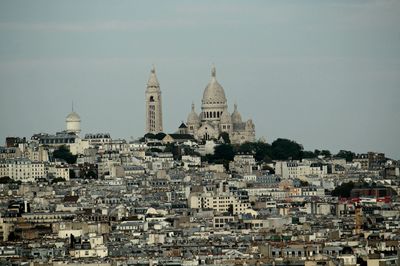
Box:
<box><xmin>204</xmin><ymin>144</ymin><xmax>235</xmax><ymax>170</ymax></box>
<box><xmin>321</xmin><ymin>150</ymin><xmax>332</xmax><ymax>158</ymax></box>
<box><xmin>271</xmin><ymin>138</ymin><xmax>303</xmax><ymax>160</ymax></box>
<box><xmin>144</xmin><ymin>133</ymin><xmax>156</xmax><ymax>139</ymax></box>
<box><xmin>299</xmin><ymin>180</ymin><xmax>309</xmax><ymax>187</ymax></box>
<box><xmin>0</xmin><ymin>176</ymin><xmax>13</xmax><ymax>184</ymax></box>
<box><xmin>51</xmin><ymin>177</ymin><xmax>66</xmax><ymax>184</ymax></box>
<box><xmin>218</xmin><ymin>132</ymin><xmax>231</xmax><ymax>144</ymax></box>
<box><xmin>155</xmin><ymin>132</ymin><xmax>166</xmax><ymax>140</ymax></box>
<box><xmin>164</xmin><ymin>143</ymin><xmax>180</xmax><ymax>160</ymax></box>
<box><xmin>214</xmin><ymin>144</ymin><xmax>235</xmax><ymax>161</ymax></box>
<box><xmin>69</xmin><ymin>169</ymin><xmax>76</xmax><ymax>179</ymax></box>
<box><xmin>53</xmin><ymin>145</ymin><xmax>77</xmax><ymax>164</ymax></box>
<box><xmin>302</xmin><ymin>151</ymin><xmax>316</xmax><ymax>159</ymax></box>
<box><xmin>237</xmin><ymin>141</ymin><xmax>272</xmax><ymax>162</ymax></box>
<box><xmin>331</xmin><ymin>181</ymin><xmax>355</xmax><ymax>198</ymax></box>
<box><xmin>335</xmin><ymin>150</ymin><xmax>356</xmax><ymax>162</ymax></box>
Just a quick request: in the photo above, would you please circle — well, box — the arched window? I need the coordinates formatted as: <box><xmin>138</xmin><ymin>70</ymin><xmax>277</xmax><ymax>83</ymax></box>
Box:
<box><xmin>213</xmin><ymin>111</ymin><xmax>216</xmax><ymax>118</ymax></box>
<box><xmin>149</xmin><ymin>96</ymin><xmax>155</xmax><ymax>102</ymax></box>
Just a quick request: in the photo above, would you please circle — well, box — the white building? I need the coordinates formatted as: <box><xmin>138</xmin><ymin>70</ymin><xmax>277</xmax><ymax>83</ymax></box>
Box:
<box><xmin>145</xmin><ymin>66</ymin><xmax>163</xmax><ymax>134</ymax></box>
<box><xmin>47</xmin><ymin>164</ymin><xmax>70</xmax><ymax>180</ymax></box>
<box><xmin>0</xmin><ymin>158</ymin><xmax>45</xmax><ymax>182</ymax></box>
<box><xmin>182</xmin><ymin>66</ymin><xmax>256</xmax><ymax>144</ymax></box>
<box><xmin>188</xmin><ymin>192</ymin><xmax>251</xmax><ymax>214</ymax></box>
<box><xmin>275</xmin><ymin>160</ymin><xmax>328</xmax><ymax>179</ymax></box>
<box><xmin>229</xmin><ymin>154</ymin><xmax>257</xmax><ymax>174</ymax></box>
<box><xmin>182</xmin><ymin>155</ymin><xmax>201</xmax><ymax>170</ymax></box>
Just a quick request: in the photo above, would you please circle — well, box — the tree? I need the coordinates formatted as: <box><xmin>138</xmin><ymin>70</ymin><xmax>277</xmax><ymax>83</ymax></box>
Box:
<box><xmin>214</xmin><ymin>144</ymin><xmax>235</xmax><ymax>161</ymax></box>
<box><xmin>53</xmin><ymin>145</ymin><xmax>77</xmax><ymax>164</ymax></box>
<box><xmin>164</xmin><ymin>143</ymin><xmax>180</xmax><ymax>160</ymax></box>
<box><xmin>302</xmin><ymin>151</ymin><xmax>316</xmax><ymax>159</ymax></box>
<box><xmin>69</xmin><ymin>169</ymin><xmax>76</xmax><ymax>179</ymax></box>
<box><xmin>299</xmin><ymin>180</ymin><xmax>309</xmax><ymax>187</ymax></box>
<box><xmin>218</xmin><ymin>132</ymin><xmax>231</xmax><ymax>144</ymax></box>
<box><xmin>262</xmin><ymin>155</ymin><xmax>272</xmax><ymax>163</ymax></box>
<box><xmin>237</xmin><ymin>141</ymin><xmax>272</xmax><ymax>162</ymax></box>
<box><xmin>144</xmin><ymin>133</ymin><xmax>156</xmax><ymax>139</ymax></box>
<box><xmin>183</xmin><ymin>146</ymin><xmax>200</xmax><ymax>156</ymax></box>
<box><xmin>0</xmin><ymin>176</ymin><xmax>13</xmax><ymax>184</ymax></box>
<box><xmin>321</xmin><ymin>150</ymin><xmax>332</xmax><ymax>158</ymax></box>
<box><xmin>331</xmin><ymin>181</ymin><xmax>355</xmax><ymax>198</ymax></box>
<box><xmin>155</xmin><ymin>132</ymin><xmax>166</xmax><ymax>140</ymax></box>
<box><xmin>335</xmin><ymin>150</ymin><xmax>356</xmax><ymax>162</ymax></box>
<box><xmin>271</xmin><ymin>138</ymin><xmax>303</xmax><ymax>160</ymax></box>
<box><xmin>204</xmin><ymin>144</ymin><xmax>235</xmax><ymax>170</ymax></box>
<box><xmin>51</xmin><ymin>177</ymin><xmax>66</xmax><ymax>184</ymax></box>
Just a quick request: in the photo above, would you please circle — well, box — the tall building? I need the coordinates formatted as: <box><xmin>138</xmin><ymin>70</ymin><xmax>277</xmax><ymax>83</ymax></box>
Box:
<box><xmin>183</xmin><ymin>66</ymin><xmax>255</xmax><ymax>144</ymax></box>
<box><xmin>145</xmin><ymin>66</ymin><xmax>163</xmax><ymax>134</ymax></box>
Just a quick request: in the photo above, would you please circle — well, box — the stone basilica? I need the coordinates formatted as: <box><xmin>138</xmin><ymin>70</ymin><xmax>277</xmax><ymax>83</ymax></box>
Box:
<box><xmin>145</xmin><ymin>66</ymin><xmax>255</xmax><ymax>144</ymax></box>
<box><xmin>182</xmin><ymin>66</ymin><xmax>255</xmax><ymax>144</ymax></box>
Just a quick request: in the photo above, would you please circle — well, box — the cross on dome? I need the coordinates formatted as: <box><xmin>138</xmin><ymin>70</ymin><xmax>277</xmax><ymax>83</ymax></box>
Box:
<box><xmin>211</xmin><ymin>65</ymin><xmax>216</xmax><ymax>77</ymax></box>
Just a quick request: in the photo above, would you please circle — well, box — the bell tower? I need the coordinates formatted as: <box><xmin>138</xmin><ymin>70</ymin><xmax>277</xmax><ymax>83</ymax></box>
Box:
<box><xmin>145</xmin><ymin>66</ymin><xmax>163</xmax><ymax>134</ymax></box>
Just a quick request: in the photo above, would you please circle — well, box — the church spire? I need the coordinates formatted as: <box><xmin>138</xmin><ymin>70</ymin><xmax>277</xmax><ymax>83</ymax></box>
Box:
<box><xmin>211</xmin><ymin>64</ymin><xmax>216</xmax><ymax>78</ymax></box>
<box><xmin>145</xmin><ymin>65</ymin><xmax>163</xmax><ymax>134</ymax></box>
<box><xmin>147</xmin><ymin>65</ymin><xmax>160</xmax><ymax>88</ymax></box>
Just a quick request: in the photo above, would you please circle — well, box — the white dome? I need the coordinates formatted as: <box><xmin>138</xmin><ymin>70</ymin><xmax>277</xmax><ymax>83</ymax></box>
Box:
<box><xmin>202</xmin><ymin>66</ymin><xmax>227</xmax><ymax>105</ymax></box>
<box><xmin>231</xmin><ymin>103</ymin><xmax>242</xmax><ymax>124</ymax></box>
<box><xmin>187</xmin><ymin>103</ymin><xmax>200</xmax><ymax>124</ymax></box>
<box><xmin>66</xmin><ymin>111</ymin><xmax>80</xmax><ymax>122</ymax></box>
<box><xmin>220</xmin><ymin>110</ymin><xmax>232</xmax><ymax>124</ymax></box>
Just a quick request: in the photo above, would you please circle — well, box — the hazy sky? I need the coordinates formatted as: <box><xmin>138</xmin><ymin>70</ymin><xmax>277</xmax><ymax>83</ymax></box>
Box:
<box><xmin>0</xmin><ymin>0</ymin><xmax>399</xmax><ymax>158</ymax></box>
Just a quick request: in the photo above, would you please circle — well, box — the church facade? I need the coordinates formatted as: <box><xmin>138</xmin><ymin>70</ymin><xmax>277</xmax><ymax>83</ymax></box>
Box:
<box><xmin>182</xmin><ymin>66</ymin><xmax>255</xmax><ymax>144</ymax></box>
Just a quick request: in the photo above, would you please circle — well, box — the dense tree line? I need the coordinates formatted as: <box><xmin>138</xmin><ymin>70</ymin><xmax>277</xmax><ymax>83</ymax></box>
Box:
<box><xmin>204</xmin><ymin>138</ymin><xmax>358</xmax><ymax>168</ymax></box>
<box><xmin>139</xmin><ymin>132</ymin><xmax>359</xmax><ymax>168</ymax></box>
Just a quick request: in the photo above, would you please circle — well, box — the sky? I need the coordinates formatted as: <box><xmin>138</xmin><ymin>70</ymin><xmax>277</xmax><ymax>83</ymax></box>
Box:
<box><xmin>0</xmin><ymin>0</ymin><xmax>399</xmax><ymax>158</ymax></box>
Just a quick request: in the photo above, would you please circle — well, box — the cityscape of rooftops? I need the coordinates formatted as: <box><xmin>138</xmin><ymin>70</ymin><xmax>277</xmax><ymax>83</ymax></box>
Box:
<box><xmin>0</xmin><ymin>1</ymin><xmax>399</xmax><ymax>265</ymax></box>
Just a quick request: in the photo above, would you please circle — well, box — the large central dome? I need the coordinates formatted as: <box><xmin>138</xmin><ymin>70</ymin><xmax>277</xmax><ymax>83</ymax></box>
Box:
<box><xmin>202</xmin><ymin>66</ymin><xmax>227</xmax><ymax>105</ymax></box>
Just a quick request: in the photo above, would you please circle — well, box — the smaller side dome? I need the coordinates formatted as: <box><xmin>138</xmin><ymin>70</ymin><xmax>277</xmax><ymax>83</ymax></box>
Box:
<box><xmin>66</xmin><ymin>111</ymin><xmax>80</xmax><ymax>122</ymax></box>
<box><xmin>220</xmin><ymin>110</ymin><xmax>232</xmax><ymax>124</ymax></box>
<box><xmin>231</xmin><ymin>103</ymin><xmax>242</xmax><ymax>124</ymax></box>
<box><xmin>187</xmin><ymin>103</ymin><xmax>200</xmax><ymax>124</ymax></box>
